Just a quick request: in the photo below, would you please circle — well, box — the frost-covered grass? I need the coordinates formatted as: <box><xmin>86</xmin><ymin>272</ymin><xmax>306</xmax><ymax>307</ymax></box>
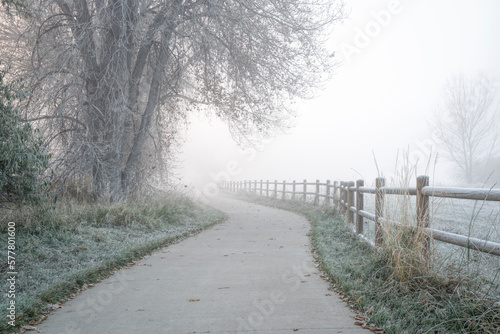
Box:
<box><xmin>0</xmin><ymin>195</ymin><xmax>225</xmax><ymax>333</ymax></box>
<box><xmin>233</xmin><ymin>192</ymin><xmax>500</xmax><ymax>334</ymax></box>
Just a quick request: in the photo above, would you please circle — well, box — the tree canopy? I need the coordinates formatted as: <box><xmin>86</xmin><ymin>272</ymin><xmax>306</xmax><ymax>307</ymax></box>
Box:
<box><xmin>1</xmin><ymin>0</ymin><xmax>344</xmax><ymax>201</ymax></box>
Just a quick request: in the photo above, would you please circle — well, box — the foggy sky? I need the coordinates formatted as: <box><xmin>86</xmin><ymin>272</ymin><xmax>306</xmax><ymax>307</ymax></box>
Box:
<box><xmin>178</xmin><ymin>0</ymin><xmax>500</xmax><ymax>192</ymax></box>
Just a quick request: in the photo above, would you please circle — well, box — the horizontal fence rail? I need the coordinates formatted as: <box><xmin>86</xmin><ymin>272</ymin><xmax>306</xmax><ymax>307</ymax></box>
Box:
<box><xmin>219</xmin><ymin>176</ymin><xmax>500</xmax><ymax>257</ymax></box>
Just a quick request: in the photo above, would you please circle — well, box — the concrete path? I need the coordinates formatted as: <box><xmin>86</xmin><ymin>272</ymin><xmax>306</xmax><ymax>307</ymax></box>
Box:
<box><xmin>37</xmin><ymin>196</ymin><xmax>370</xmax><ymax>334</ymax></box>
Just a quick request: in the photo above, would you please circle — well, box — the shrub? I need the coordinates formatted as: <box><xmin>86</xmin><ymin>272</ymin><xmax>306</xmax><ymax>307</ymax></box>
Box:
<box><xmin>0</xmin><ymin>68</ymin><xmax>50</xmax><ymax>207</ymax></box>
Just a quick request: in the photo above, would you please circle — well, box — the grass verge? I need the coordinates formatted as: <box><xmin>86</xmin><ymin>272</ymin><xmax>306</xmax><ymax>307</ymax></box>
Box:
<box><xmin>231</xmin><ymin>193</ymin><xmax>500</xmax><ymax>334</ymax></box>
<box><xmin>0</xmin><ymin>194</ymin><xmax>226</xmax><ymax>334</ymax></box>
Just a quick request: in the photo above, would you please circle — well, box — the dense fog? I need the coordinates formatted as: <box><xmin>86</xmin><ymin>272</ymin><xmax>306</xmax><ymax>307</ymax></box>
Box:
<box><xmin>179</xmin><ymin>0</ymin><xmax>500</xmax><ymax>195</ymax></box>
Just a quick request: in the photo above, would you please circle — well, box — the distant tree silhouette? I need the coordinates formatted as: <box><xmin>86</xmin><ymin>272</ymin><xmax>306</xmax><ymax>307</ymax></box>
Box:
<box><xmin>432</xmin><ymin>73</ymin><xmax>499</xmax><ymax>184</ymax></box>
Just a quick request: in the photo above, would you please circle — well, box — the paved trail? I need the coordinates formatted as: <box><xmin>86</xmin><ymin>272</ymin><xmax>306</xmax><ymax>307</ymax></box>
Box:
<box><xmin>37</xmin><ymin>196</ymin><xmax>370</xmax><ymax>334</ymax></box>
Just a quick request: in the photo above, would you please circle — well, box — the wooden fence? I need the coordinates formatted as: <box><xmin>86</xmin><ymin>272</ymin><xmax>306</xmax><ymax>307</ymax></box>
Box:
<box><xmin>219</xmin><ymin>176</ymin><xmax>500</xmax><ymax>257</ymax></box>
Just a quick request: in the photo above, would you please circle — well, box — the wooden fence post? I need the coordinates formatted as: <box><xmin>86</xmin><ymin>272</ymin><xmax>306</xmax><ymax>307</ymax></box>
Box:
<box><xmin>333</xmin><ymin>181</ymin><xmax>338</xmax><ymax>211</ymax></box>
<box><xmin>347</xmin><ymin>181</ymin><xmax>355</xmax><ymax>224</ymax></box>
<box><xmin>282</xmin><ymin>181</ymin><xmax>286</xmax><ymax>200</ymax></box>
<box><xmin>375</xmin><ymin>177</ymin><xmax>385</xmax><ymax>246</ymax></box>
<box><xmin>266</xmin><ymin>180</ymin><xmax>269</xmax><ymax>197</ymax></box>
<box><xmin>417</xmin><ymin>175</ymin><xmax>430</xmax><ymax>264</ymax></box>
<box><xmin>342</xmin><ymin>181</ymin><xmax>349</xmax><ymax>214</ymax></box>
<box><xmin>314</xmin><ymin>179</ymin><xmax>320</xmax><ymax>205</ymax></box>
<box><xmin>274</xmin><ymin>180</ymin><xmax>278</xmax><ymax>198</ymax></box>
<box><xmin>303</xmin><ymin>179</ymin><xmax>307</xmax><ymax>202</ymax></box>
<box><xmin>339</xmin><ymin>181</ymin><xmax>344</xmax><ymax>213</ymax></box>
<box><xmin>356</xmin><ymin>179</ymin><xmax>364</xmax><ymax>235</ymax></box>
<box><xmin>292</xmin><ymin>180</ymin><xmax>296</xmax><ymax>201</ymax></box>
<box><xmin>326</xmin><ymin>180</ymin><xmax>331</xmax><ymax>206</ymax></box>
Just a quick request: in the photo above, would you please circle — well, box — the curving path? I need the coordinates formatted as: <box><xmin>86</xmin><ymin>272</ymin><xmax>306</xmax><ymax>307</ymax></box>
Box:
<box><xmin>37</xmin><ymin>196</ymin><xmax>370</xmax><ymax>334</ymax></box>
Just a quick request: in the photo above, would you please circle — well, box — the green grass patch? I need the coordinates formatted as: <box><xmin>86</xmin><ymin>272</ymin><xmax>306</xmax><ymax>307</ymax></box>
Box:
<box><xmin>0</xmin><ymin>195</ymin><xmax>226</xmax><ymax>333</ymax></box>
<box><xmin>232</xmin><ymin>193</ymin><xmax>500</xmax><ymax>334</ymax></box>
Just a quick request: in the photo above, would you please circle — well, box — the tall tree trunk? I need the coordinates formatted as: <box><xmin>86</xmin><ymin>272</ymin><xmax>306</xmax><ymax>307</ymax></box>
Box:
<box><xmin>85</xmin><ymin>0</ymin><xmax>132</xmax><ymax>201</ymax></box>
<box><xmin>121</xmin><ymin>30</ymin><xmax>172</xmax><ymax>195</ymax></box>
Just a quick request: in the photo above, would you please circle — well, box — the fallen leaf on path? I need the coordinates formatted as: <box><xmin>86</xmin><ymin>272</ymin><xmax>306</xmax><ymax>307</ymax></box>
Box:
<box><xmin>50</xmin><ymin>303</ymin><xmax>63</xmax><ymax>310</ymax></box>
<box><xmin>21</xmin><ymin>325</ymin><xmax>40</xmax><ymax>332</ymax></box>
<box><xmin>188</xmin><ymin>298</ymin><xmax>200</xmax><ymax>302</ymax></box>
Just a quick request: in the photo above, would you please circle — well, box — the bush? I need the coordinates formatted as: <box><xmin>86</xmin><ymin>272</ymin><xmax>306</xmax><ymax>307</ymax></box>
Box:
<box><xmin>0</xmin><ymin>69</ymin><xmax>49</xmax><ymax>207</ymax></box>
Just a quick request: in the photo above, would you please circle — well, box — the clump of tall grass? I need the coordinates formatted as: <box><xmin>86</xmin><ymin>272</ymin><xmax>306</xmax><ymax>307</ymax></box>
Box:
<box><xmin>379</xmin><ymin>191</ymin><xmax>432</xmax><ymax>286</ymax></box>
<box><xmin>374</xmin><ymin>152</ymin><xmax>433</xmax><ymax>287</ymax></box>
<box><xmin>380</xmin><ymin>222</ymin><xmax>431</xmax><ymax>286</ymax></box>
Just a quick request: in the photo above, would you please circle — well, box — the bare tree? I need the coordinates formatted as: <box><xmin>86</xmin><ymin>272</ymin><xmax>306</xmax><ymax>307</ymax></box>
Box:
<box><xmin>432</xmin><ymin>73</ymin><xmax>500</xmax><ymax>184</ymax></box>
<box><xmin>1</xmin><ymin>0</ymin><xmax>344</xmax><ymax>201</ymax></box>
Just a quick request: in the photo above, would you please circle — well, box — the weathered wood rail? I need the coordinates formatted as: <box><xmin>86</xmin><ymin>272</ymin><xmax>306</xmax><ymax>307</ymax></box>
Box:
<box><xmin>219</xmin><ymin>176</ymin><xmax>500</xmax><ymax>257</ymax></box>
